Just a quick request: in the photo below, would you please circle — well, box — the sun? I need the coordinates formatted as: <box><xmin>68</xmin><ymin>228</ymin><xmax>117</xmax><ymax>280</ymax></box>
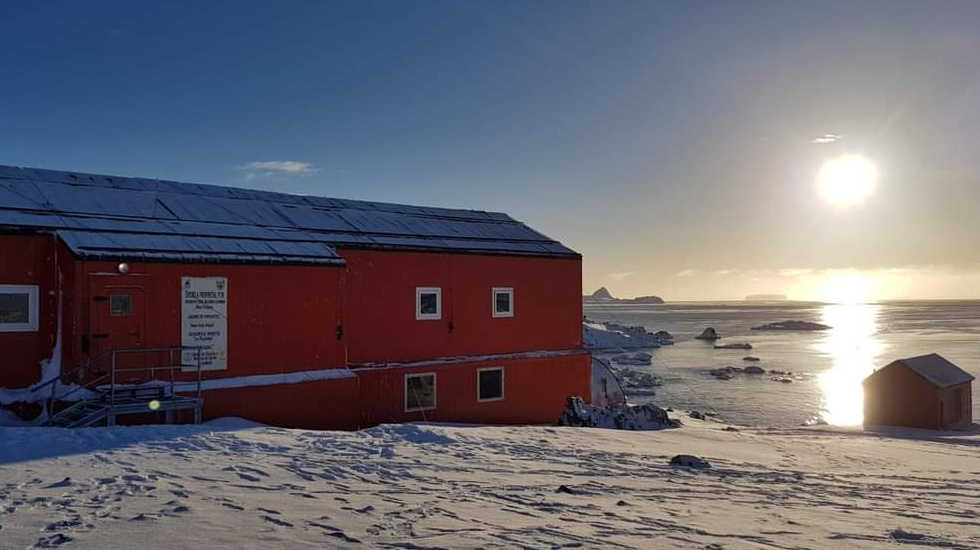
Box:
<box><xmin>816</xmin><ymin>154</ymin><xmax>879</xmax><ymax>206</ymax></box>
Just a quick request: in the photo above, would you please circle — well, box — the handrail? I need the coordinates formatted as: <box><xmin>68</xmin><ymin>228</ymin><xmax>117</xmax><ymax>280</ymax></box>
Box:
<box><xmin>33</xmin><ymin>345</ymin><xmax>178</xmax><ymax>393</ymax></box>
<box><xmin>44</xmin><ymin>345</ymin><xmax>205</xmax><ymax>414</ymax></box>
<box><xmin>108</xmin><ymin>346</ymin><xmax>204</xmax><ymax>410</ymax></box>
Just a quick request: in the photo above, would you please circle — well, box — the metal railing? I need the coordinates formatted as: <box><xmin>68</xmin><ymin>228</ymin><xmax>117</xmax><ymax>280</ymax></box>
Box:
<box><xmin>38</xmin><ymin>346</ymin><xmax>205</xmax><ymax>414</ymax></box>
<box><xmin>107</xmin><ymin>346</ymin><xmax>204</xmax><ymax>409</ymax></box>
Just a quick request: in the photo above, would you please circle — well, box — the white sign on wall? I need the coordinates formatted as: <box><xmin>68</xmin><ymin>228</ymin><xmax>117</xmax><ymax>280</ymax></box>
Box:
<box><xmin>181</xmin><ymin>276</ymin><xmax>228</xmax><ymax>371</ymax></box>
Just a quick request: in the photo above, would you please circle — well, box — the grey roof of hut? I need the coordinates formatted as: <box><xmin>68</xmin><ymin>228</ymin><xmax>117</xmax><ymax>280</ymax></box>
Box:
<box><xmin>0</xmin><ymin>165</ymin><xmax>579</xmax><ymax>265</ymax></box>
<box><xmin>867</xmin><ymin>353</ymin><xmax>975</xmax><ymax>389</ymax></box>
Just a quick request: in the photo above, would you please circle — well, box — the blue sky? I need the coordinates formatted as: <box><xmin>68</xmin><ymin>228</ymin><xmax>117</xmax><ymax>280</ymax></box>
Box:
<box><xmin>2</xmin><ymin>1</ymin><xmax>979</xmax><ymax>300</ymax></box>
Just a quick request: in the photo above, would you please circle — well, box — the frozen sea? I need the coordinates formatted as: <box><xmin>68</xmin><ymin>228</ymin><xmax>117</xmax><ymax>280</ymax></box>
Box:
<box><xmin>585</xmin><ymin>300</ymin><xmax>980</xmax><ymax>427</ymax></box>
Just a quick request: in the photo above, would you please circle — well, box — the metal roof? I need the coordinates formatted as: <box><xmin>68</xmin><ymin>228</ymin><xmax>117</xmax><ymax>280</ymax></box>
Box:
<box><xmin>869</xmin><ymin>353</ymin><xmax>975</xmax><ymax>389</ymax></box>
<box><xmin>0</xmin><ymin>165</ymin><xmax>580</xmax><ymax>264</ymax></box>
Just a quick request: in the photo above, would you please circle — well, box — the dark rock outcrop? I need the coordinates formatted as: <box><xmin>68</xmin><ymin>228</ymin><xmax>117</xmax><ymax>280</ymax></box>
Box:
<box><xmin>669</xmin><ymin>454</ymin><xmax>711</xmax><ymax>469</ymax></box>
<box><xmin>714</xmin><ymin>343</ymin><xmax>752</xmax><ymax>350</ymax></box>
<box><xmin>557</xmin><ymin>396</ymin><xmax>680</xmax><ymax>430</ymax></box>
<box><xmin>695</xmin><ymin>327</ymin><xmax>720</xmax><ymax>340</ymax></box>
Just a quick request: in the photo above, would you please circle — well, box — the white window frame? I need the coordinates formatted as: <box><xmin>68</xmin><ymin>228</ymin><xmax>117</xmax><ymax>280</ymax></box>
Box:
<box><xmin>491</xmin><ymin>287</ymin><xmax>514</xmax><ymax>318</ymax></box>
<box><xmin>477</xmin><ymin>367</ymin><xmax>505</xmax><ymax>402</ymax></box>
<box><xmin>405</xmin><ymin>372</ymin><xmax>437</xmax><ymax>412</ymax></box>
<box><xmin>0</xmin><ymin>284</ymin><xmax>39</xmax><ymax>333</ymax></box>
<box><xmin>415</xmin><ymin>287</ymin><xmax>442</xmax><ymax>320</ymax></box>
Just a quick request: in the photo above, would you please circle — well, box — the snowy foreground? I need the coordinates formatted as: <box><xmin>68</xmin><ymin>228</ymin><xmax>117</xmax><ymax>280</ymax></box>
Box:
<box><xmin>1</xmin><ymin>419</ymin><xmax>979</xmax><ymax>549</ymax></box>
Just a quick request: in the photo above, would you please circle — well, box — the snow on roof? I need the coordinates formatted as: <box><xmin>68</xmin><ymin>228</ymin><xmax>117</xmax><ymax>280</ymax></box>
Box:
<box><xmin>0</xmin><ymin>165</ymin><xmax>579</xmax><ymax>263</ymax></box>
<box><xmin>871</xmin><ymin>353</ymin><xmax>975</xmax><ymax>389</ymax></box>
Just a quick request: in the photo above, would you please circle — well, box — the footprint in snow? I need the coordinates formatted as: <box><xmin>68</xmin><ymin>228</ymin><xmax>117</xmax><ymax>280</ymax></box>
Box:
<box><xmin>161</xmin><ymin>501</ymin><xmax>190</xmax><ymax>515</ymax></box>
<box><xmin>341</xmin><ymin>505</ymin><xmax>374</xmax><ymax>514</ymax></box>
<box><xmin>121</xmin><ymin>474</ymin><xmax>149</xmax><ymax>483</ymax></box>
<box><xmin>262</xmin><ymin>515</ymin><xmax>293</xmax><ymax>527</ymax></box>
<box><xmin>235</xmin><ymin>473</ymin><xmax>262</xmax><ymax>482</ymax></box>
<box><xmin>237</xmin><ymin>466</ymin><xmax>269</xmax><ymax>477</ymax></box>
<box><xmin>325</xmin><ymin>531</ymin><xmax>361</xmax><ymax>544</ymax></box>
<box><xmin>43</xmin><ymin>478</ymin><xmax>72</xmax><ymax>489</ymax></box>
<box><xmin>44</xmin><ymin>518</ymin><xmax>83</xmax><ymax>531</ymax></box>
<box><xmin>33</xmin><ymin>533</ymin><xmax>74</xmax><ymax>548</ymax></box>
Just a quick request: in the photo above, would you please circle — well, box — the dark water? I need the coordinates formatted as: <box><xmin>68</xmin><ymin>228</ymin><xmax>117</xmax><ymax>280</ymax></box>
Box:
<box><xmin>585</xmin><ymin>300</ymin><xmax>980</xmax><ymax>427</ymax></box>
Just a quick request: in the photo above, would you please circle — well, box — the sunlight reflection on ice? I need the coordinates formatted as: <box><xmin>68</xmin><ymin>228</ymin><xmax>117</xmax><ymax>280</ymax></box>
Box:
<box><xmin>815</xmin><ymin>304</ymin><xmax>886</xmax><ymax>425</ymax></box>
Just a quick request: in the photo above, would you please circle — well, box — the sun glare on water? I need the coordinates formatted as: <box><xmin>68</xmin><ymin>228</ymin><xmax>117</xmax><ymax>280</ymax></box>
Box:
<box><xmin>815</xmin><ymin>303</ymin><xmax>884</xmax><ymax>425</ymax></box>
<box><xmin>816</xmin><ymin>154</ymin><xmax>878</xmax><ymax>206</ymax></box>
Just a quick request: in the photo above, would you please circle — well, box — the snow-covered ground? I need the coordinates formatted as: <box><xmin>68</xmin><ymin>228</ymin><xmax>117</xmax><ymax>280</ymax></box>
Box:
<box><xmin>2</xmin><ymin>419</ymin><xmax>978</xmax><ymax>549</ymax></box>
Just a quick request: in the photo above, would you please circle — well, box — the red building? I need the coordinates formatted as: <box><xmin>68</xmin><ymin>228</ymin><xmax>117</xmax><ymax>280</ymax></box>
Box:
<box><xmin>0</xmin><ymin>165</ymin><xmax>589</xmax><ymax>429</ymax></box>
<box><xmin>863</xmin><ymin>353</ymin><xmax>974</xmax><ymax>430</ymax></box>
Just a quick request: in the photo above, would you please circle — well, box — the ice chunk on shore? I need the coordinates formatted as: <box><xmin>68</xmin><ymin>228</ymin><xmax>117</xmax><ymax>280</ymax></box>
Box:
<box><xmin>611</xmin><ymin>352</ymin><xmax>653</xmax><ymax>366</ymax></box>
<box><xmin>583</xmin><ymin>321</ymin><xmax>665</xmax><ymax>349</ymax></box>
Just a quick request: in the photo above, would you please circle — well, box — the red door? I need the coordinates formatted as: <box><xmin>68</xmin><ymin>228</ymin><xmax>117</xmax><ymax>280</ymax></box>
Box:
<box><xmin>89</xmin><ymin>284</ymin><xmax>146</xmax><ymax>379</ymax></box>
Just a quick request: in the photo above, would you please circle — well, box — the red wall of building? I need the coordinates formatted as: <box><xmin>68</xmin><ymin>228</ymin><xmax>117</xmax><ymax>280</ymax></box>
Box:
<box><xmin>3</xmin><ymin>239</ymin><xmax>589</xmax><ymax>431</ymax></box>
<box><xmin>863</xmin><ymin>366</ymin><xmax>940</xmax><ymax>429</ymax></box>
<box><xmin>70</xmin><ymin>261</ymin><xmax>347</xmax><ymax>381</ymax></box>
<box><xmin>340</xmin><ymin>249</ymin><xmax>583</xmax><ymax>364</ymax></box>
<box><xmin>0</xmin><ymin>234</ymin><xmax>64</xmax><ymax>387</ymax></box>
<box><xmin>201</xmin><ymin>376</ymin><xmax>361</xmax><ymax>429</ymax></box>
<box><xmin>194</xmin><ymin>352</ymin><xmax>589</xmax><ymax>429</ymax></box>
<box><xmin>355</xmin><ymin>352</ymin><xmax>591</xmax><ymax>427</ymax></box>
<box><xmin>938</xmin><ymin>382</ymin><xmax>973</xmax><ymax>429</ymax></box>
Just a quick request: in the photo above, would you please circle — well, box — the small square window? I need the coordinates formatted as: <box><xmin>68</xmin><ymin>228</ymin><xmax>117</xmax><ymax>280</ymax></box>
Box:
<box><xmin>492</xmin><ymin>287</ymin><xmax>513</xmax><ymax>318</ymax></box>
<box><xmin>405</xmin><ymin>372</ymin><xmax>437</xmax><ymax>412</ymax></box>
<box><xmin>416</xmin><ymin>287</ymin><xmax>441</xmax><ymax>320</ymax></box>
<box><xmin>0</xmin><ymin>284</ymin><xmax>39</xmax><ymax>332</ymax></box>
<box><xmin>109</xmin><ymin>295</ymin><xmax>132</xmax><ymax>317</ymax></box>
<box><xmin>477</xmin><ymin>367</ymin><xmax>504</xmax><ymax>402</ymax></box>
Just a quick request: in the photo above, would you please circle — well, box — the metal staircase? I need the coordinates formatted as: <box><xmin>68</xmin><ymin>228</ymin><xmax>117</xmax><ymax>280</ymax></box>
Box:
<box><xmin>38</xmin><ymin>346</ymin><xmax>205</xmax><ymax>428</ymax></box>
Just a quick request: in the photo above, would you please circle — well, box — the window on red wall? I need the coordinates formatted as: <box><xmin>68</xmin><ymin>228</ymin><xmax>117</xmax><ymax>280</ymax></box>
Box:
<box><xmin>405</xmin><ymin>372</ymin><xmax>437</xmax><ymax>411</ymax></box>
<box><xmin>478</xmin><ymin>367</ymin><xmax>504</xmax><ymax>401</ymax></box>
<box><xmin>0</xmin><ymin>284</ymin><xmax>39</xmax><ymax>332</ymax></box>
<box><xmin>416</xmin><ymin>287</ymin><xmax>441</xmax><ymax>320</ymax></box>
<box><xmin>492</xmin><ymin>287</ymin><xmax>513</xmax><ymax>318</ymax></box>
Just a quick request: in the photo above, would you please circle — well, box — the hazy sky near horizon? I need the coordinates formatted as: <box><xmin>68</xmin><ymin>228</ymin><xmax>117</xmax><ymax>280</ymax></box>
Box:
<box><xmin>2</xmin><ymin>1</ymin><xmax>979</xmax><ymax>301</ymax></box>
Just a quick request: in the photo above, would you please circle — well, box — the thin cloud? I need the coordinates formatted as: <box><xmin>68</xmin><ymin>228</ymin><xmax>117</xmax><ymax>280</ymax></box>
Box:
<box><xmin>240</xmin><ymin>161</ymin><xmax>317</xmax><ymax>180</ymax></box>
<box><xmin>779</xmin><ymin>268</ymin><xmax>813</xmax><ymax>277</ymax></box>
<box><xmin>608</xmin><ymin>271</ymin><xmax>635</xmax><ymax>281</ymax></box>
<box><xmin>714</xmin><ymin>269</ymin><xmax>736</xmax><ymax>276</ymax></box>
<box><xmin>811</xmin><ymin>133</ymin><xmax>842</xmax><ymax>144</ymax></box>
<box><xmin>675</xmin><ymin>269</ymin><xmax>697</xmax><ymax>278</ymax></box>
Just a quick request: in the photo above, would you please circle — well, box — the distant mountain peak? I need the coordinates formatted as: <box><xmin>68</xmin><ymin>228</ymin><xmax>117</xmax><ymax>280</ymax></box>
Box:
<box><xmin>583</xmin><ymin>287</ymin><xmax>664</xmax><ymax>304</ymax></box>
<box><xmin>590</xmin><ymin>287</ymin><xmax>615</xmax><ymax>300</ymax></box>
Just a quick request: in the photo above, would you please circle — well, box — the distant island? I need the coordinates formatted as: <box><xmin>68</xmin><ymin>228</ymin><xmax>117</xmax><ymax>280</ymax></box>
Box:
<box><xmin>751</xmin><ymin>320</ymin><xmax>831</xmax><ymax>331</ymax></box>
<box><xmin>583</xmin><ymin>287</ymin><xmax>664</xmax><ymax>304</ymax></box>
<box><xmin>745</xmin><ymin>294</ymin><xmax>788</xmax><ymax>301</ymax></box>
